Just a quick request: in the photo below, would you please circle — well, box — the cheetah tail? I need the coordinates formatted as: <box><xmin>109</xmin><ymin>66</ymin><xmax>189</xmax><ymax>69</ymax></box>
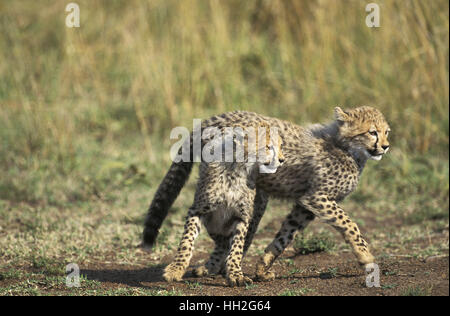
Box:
<box><xmin>142</xmin><ymin>160</ymin><xmax>194</xmax><ymax>247</ymax></box>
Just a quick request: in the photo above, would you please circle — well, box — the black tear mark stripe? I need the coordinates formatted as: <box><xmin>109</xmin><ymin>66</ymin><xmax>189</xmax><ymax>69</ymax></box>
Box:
<box><xmin>374</xmin><ymin>133</ymin><xmax>378</xmax><ymax>150</ymax></box>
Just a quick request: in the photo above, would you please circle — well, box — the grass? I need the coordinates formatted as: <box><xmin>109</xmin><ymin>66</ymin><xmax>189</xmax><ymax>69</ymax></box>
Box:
<box><xmin>185</xmin><ymin>281</ymin><xmax>203</xmax><ymax>290</ymax></box>
<box><xmin>0</xmin><ymin>274</ymin><xmax>183</xmax><ymax>296</ymax></box>
<box><xmin>0</xmin><ymin>0</ymin><xmax>448</xmax><ymax>296</ymax></box>
<box><xmin>293</xmin><ymin>231</ymin><xmax>336</xmax><ymax>255</ymax></box>
<box><xmin>402</xmin><ymin>286</ymin><xmax>433</xmax><ymax>297</ymax></box>
<box><xmin>319</xmin><ymin>267</ymin><xmax>340</xmax><ymax>280</ymax></box>
<box><xmin>279</xmin><ymin>288</ymin><xmax>314</xmax><ymax>296</ymax></box>
<box><xmin>0</xmin><ymin>269</ymin><xmax>23</xmax><ymax>281</ymax></box>
<box><xmin>381</xmin><ymin>283</ymin><xmax>398</xmax><ymax>290</ymax></box>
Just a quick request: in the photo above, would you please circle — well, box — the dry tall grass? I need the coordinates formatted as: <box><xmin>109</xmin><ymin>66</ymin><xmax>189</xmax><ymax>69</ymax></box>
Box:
<box><xmin>0</xmin><ymin>0</ymin><xmax>448</xmax><ymax>163</ymax></box>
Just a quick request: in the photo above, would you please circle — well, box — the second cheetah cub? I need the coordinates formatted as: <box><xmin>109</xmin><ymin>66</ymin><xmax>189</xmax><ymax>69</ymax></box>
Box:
<box><xmin>163</xmin><ymin>124</ymin><xmax>284</xmax><ymax>286</ymax></box>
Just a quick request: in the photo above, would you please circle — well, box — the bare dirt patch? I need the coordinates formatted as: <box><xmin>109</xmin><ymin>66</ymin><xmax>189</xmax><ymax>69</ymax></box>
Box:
<box><xmin>77</xmin><ymin>250</ymin><xmax>448</xmax><ymax>296</ymax></box>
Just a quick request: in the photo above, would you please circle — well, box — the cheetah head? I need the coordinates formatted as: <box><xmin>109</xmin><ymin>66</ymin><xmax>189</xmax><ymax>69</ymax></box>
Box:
<box><xmin>334</xmin><ymin>106</ymin><xmax>390</xmax><ymax>161</ymax></box>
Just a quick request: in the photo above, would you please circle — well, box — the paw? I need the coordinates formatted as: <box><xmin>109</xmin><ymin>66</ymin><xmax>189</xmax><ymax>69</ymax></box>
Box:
<box><xmin>192</xmin><ymin>266</ymin><xmax>209</xmax><ymax>277</ymax></box>
<box><xmin>193</xmin><ymin>263</ymin><xmax>225</xmax><ymax>277</ymax></box>
<box><xmin>255</xmin><ymin>271</ymin><xmax>275</xmax><ymax>282</ymax></box>
<box><xmin>227</xmin><ymin>272</ymin><xmax>253</xmax><ymax>287</ymax></box>
<box><xmin>255</xmin><ymin>263</ymin><xmax>275</xmax><ymax>282</ymax></box>
<box><xmin>356</xmin><ymin>252</ymin><xmax>375</xmax><ymax>266</ymax></box>
<box><xmin>163</xmin><ymin>263</ymin><xmax>185</xmax><ymax>282</ymax></box>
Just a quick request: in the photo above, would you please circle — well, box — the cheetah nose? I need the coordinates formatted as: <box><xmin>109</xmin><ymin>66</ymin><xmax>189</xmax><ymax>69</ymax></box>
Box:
<box><xmin>279</xmin><ymin>158</ymin><xmax>285</xmax><ymax>164</ymax></box>
<box><xmin>382</xmin><ymin>145</ymin><xmax>389</xmax><ymax>151</ymax></box>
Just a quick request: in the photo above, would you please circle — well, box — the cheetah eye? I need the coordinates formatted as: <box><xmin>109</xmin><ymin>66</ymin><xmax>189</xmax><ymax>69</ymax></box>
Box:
<box><xmin>369</xmin><ymin>131</ymin><xmax>378</xmax><ymax>136</ymax></box>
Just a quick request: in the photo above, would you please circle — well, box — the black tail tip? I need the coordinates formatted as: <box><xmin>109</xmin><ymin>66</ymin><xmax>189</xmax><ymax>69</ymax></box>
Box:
<box><xmin>141</xmin><ymin>228</ymin><xmax>158</xmax><ymax>249</ymax></box>
<box><xmin>138</xmin><ymin>242</ymin><xmax>154</xmax><ymax>251</ymax></box>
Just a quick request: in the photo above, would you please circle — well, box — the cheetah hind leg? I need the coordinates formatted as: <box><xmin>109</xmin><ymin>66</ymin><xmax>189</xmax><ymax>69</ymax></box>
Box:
<box><xmin>255</xmin><ymin>204</ymin><xmax>315</xmax><ymax>282</ymax></box>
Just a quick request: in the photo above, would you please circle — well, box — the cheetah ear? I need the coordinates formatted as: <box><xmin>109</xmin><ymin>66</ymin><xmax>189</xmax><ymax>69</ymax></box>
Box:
<box><xmin>334</xmin><ymin>107</ymin><xmax>351</xmax><ymax>123</ymax></box>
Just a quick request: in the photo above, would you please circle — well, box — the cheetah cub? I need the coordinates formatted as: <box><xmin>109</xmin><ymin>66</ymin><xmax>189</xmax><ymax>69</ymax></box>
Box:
<box><xmin>162</xmin><ymin>124</ymin><xmax>284</xmax><ymax>286</ymax></box>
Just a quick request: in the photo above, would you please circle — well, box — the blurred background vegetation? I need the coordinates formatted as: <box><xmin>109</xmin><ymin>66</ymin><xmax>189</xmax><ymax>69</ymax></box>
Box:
<box><xmin>0</xmin><ymin>1</ymin><xmax>448</xmax><ymax>270</ymax></box>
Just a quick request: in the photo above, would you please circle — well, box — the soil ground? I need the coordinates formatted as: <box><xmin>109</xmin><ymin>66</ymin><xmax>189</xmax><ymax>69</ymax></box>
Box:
<box><xmin>1</xmin><ymin>210</ymin><xmax>448</xmax><ymax>296</ymax></box>
<box><xmin>78</xmin><ymin>250</ymin><xmax>449</xmax><ymax>296</ymax></box>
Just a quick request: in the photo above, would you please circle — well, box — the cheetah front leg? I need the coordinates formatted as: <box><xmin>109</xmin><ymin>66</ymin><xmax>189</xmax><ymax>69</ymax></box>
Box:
<box><xmin>163</xmin><ymin>210</ymin><xmax>201</xmax><ymax>282</ymax></box>
<box><xmin>225</xmin><ymin>219</ymin><xmax>253</xmax><ymax>287</ymax></box>
<box><xmin>243</xmin><ymin>189</ymin><xmax>269</xmax><ymax>255</ymax></box>
<box><xmin>300</xmin><ymin>194</ymin><xmax>375</xmax><ymax>265</ymax></box>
